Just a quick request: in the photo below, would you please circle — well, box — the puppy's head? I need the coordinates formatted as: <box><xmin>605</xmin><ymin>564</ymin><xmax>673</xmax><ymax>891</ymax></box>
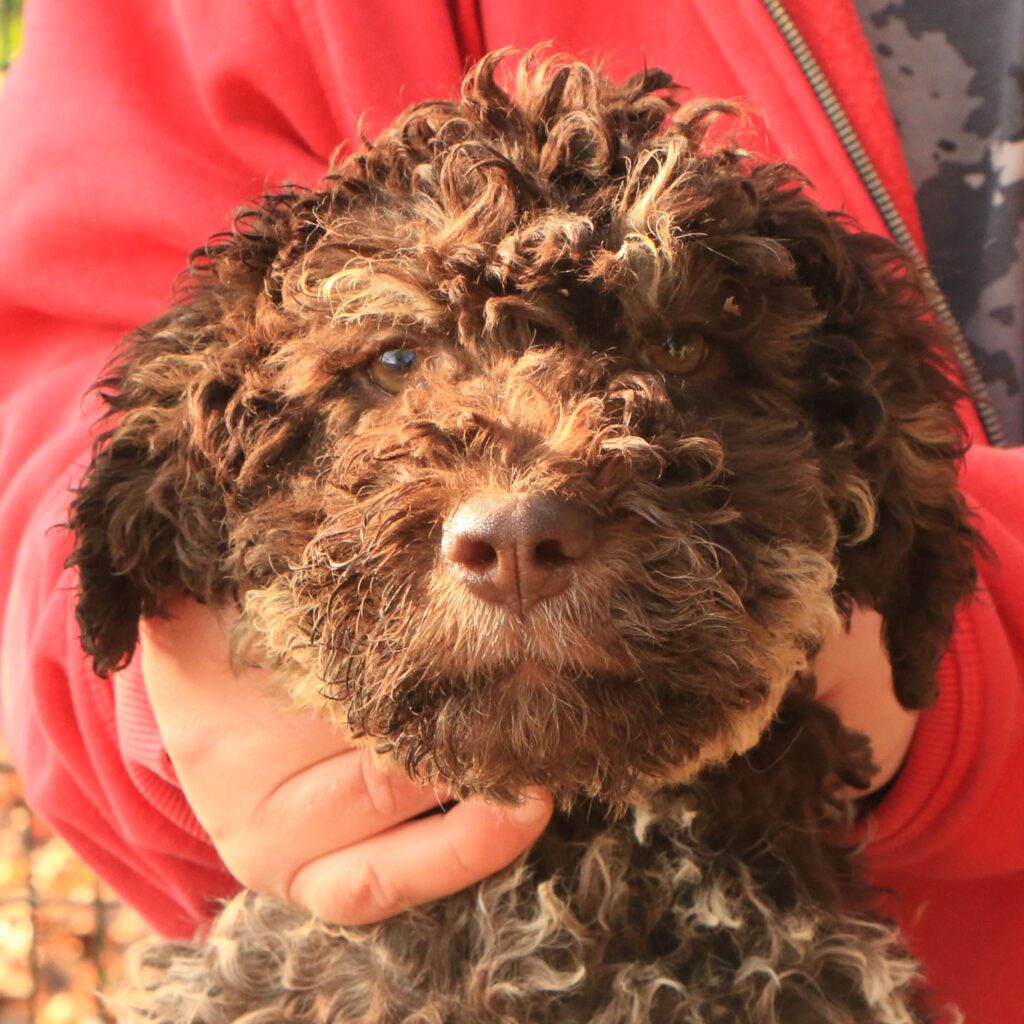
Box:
<box><xmin>69</xmin><ymin>53</ymin><xmax>977</xmax><ymax>806</ymax></box>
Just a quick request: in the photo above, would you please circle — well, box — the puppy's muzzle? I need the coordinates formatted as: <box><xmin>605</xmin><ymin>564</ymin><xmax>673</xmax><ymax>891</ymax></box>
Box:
<box><xmin>442</xmin><ymin>493</ymin><xmax>594</xmax><ymax>615</ymax></box>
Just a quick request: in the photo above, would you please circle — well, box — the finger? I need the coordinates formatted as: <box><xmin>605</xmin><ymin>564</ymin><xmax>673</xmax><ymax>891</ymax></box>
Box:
<box><xmin>288</xmin><ymin>788</ymin><xmax>554</xmax><ymax>925</ymax></box>
<box><xmin>221</xmin><ymin>748</ymin><xmax>453</xmax><ymax>895</ymax></box>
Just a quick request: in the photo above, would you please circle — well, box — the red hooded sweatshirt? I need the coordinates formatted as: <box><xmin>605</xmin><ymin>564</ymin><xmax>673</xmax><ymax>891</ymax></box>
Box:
<box><xmin>0</xmin><ymin>2</ymin><xmax>1020</xmax><ymax>1021</ymax></box>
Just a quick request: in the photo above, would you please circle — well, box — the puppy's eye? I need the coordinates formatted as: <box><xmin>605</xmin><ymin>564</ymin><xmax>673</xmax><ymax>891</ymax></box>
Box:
<box><xmin>369</xmin><ymin>348</ymin><xmax>419</xmax><ymax>394</ymax></box>
<box><xmin>648</xmin><ymin>331</ymin><xmax>709</xmax><ymax>376</ymax></box>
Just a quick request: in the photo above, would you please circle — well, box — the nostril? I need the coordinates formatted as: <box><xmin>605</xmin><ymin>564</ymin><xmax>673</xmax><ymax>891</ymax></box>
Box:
<box><xmin>533</xmin><ymin>538</ymin><xmax>575</xmax><ymax>567</ymax></box>
<box><xmin>448</xmin><ymin>536</ymin><xmax>499</xmax><ymax>573</ymax></box>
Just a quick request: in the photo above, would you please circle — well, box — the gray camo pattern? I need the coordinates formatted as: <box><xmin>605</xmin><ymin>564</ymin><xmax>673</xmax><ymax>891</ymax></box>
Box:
<box><xmin>855</xmin><ymin>0</ymin><xmax>1024</xmax><ymax>444</ymax></box>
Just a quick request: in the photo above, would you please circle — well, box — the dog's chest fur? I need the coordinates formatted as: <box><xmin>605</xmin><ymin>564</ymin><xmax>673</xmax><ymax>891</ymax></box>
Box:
<box><xmin>115</xmin><ymin>695</ymin><xmax>923</xmax><ymax>1023</ymax></box>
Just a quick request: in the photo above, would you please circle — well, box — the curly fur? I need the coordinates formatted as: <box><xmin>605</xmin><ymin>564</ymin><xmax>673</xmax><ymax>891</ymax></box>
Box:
<box><xmin>68</xmin><ymin>52</ymin><xmax>980</xmax><ymax>1022</ymax></box>
<box><xmin>112</xmin><ymin>694</ymin><xmax>931</xmax><ymax>1024</ymax></box>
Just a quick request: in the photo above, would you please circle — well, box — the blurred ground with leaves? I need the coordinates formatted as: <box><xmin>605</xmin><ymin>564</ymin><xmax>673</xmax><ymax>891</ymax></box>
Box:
<box><xmin>0</xmin><ymin>740</ymin><xmax>151</xmax><ymax>1024</ymax></box>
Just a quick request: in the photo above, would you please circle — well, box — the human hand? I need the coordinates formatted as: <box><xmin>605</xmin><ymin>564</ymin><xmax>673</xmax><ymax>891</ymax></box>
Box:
<box><xmin>138</xmin><ymin>595</ymin><xmax>553</xmax><ymax>925</ymax></box>
<box><xmin>813</xmin><ymin>605</ymin><xmax>919</xmax><ymax>795</ymax></box>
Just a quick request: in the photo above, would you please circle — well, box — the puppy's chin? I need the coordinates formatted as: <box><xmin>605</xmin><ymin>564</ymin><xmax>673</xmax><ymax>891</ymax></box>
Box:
<box><xmin>240</xmin><ymin>611</ymin><xmax>812</xmax><ymax>807</ymax></box>
<box><xmin>335</xmin><ymin>654</ymin><xmax>792</xmax><ymax>809</ymax></box>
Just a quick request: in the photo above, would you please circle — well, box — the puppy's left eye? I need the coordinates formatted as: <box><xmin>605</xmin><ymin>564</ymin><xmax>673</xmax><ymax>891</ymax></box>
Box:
<box><xmin>648</xmin><ymin>331</ymin><xmax>709</xmax><ymax>376</ymax></box>
<box><xmin>370</xmin><ymin>348</ymin><xmax>419</xmax><ymax>394</ymax></box>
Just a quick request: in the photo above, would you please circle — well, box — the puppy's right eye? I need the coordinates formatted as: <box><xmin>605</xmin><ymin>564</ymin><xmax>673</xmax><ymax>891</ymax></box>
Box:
<box><xmin>370</xmin><ymin>348</ymin><xmax>419</xmax><ymax>394</ymax></box>
<box><xmin>647</xmin><ymin>331</ymin><xmax>709</xmax><ymax>377</ymax></box>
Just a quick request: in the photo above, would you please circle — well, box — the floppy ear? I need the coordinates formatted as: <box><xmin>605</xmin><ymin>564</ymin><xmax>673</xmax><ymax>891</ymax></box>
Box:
<box><xmin>767</xmin><ymin>192</ymin><xmax>980</xmax><ymax>709</ymax></box>
<box><xmin>67</xmin><ymin>190</ymin><xmax>322</xmax><ymax>676</ymax></box>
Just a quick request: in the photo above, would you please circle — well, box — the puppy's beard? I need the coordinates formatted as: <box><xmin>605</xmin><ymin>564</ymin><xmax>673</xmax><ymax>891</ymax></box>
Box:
<box><xmin>244</xmin><ymin>535</ymin><xmax>837</xmax><ymax>807</ymax></box>
<box><xmin>339</xmin><ymin>658</ymin><xmax>795</xmax><ymax>809</ymax></box>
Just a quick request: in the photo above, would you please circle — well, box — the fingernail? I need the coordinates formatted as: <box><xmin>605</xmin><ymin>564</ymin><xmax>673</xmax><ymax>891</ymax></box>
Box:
<box><xmin>510</xmin><ymin>786</ymin><xmax>552</xmax><ymax>827</ymax></box>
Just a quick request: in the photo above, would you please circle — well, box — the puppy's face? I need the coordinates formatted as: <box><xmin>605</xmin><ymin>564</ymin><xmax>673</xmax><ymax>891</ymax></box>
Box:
<box><xmin>243</xmin><ymin>249</ymin><xmax>842</xmax><ymax>807</ymax></box>
<box><xmin>71</xmin><ymin>56</ymin><xmax>973</xmax><ymax>807</ymax></box>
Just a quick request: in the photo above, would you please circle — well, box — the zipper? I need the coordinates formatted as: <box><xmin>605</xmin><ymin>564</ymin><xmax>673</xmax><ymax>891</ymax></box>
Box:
<box><xmin>761</xmin><ymin>0</ymin><xmax>1007</xmax><ymax>447</ymax></box>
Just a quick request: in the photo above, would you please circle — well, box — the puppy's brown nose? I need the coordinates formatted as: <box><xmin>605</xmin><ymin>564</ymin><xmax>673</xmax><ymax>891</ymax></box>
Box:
<box><xmin>442</xmin><ymin>493</ymin><xmax>594</xmax><ymax>613</ymax></box>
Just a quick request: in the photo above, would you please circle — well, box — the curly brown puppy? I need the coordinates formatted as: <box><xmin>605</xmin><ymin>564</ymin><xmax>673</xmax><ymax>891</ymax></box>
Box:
<box><xmin>69</xmin><ymin>52</ymin><xmax>978</xmax><ymax>1023</ymax></box>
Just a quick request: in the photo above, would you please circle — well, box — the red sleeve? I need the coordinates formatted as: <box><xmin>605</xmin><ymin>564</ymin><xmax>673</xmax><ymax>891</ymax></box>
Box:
<box><xmin>863</xmin><ymin>444</ymin><xmax>1024</xmax><ymax>1023</ymax></box>
<box><xmin>867</xmin><ymin>444</ymin><xmax>1024</xmax><ymax>878</ymax></box>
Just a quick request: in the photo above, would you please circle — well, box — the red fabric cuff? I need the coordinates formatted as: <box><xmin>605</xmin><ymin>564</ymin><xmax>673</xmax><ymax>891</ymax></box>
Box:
<box><xmin>114</xmin><ymin>658</ymin><xmax>215</xmax><ymax>844</ymax></box>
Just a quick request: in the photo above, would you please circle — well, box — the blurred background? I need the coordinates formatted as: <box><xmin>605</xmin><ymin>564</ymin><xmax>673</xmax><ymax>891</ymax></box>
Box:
<box><xmin>2</xmin><ymin>11</ymin><xmax>153</xmax><ymax>1024</ymax></box>
<box><xmin>0</xmin><ymin>741</ymin><xmax>150</xmax><ymax>1024</ymax></box>
<box><xmin>1</xmin><ymin>0</ymin><xmax>20</xmax><ymax>76</ymax></box>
